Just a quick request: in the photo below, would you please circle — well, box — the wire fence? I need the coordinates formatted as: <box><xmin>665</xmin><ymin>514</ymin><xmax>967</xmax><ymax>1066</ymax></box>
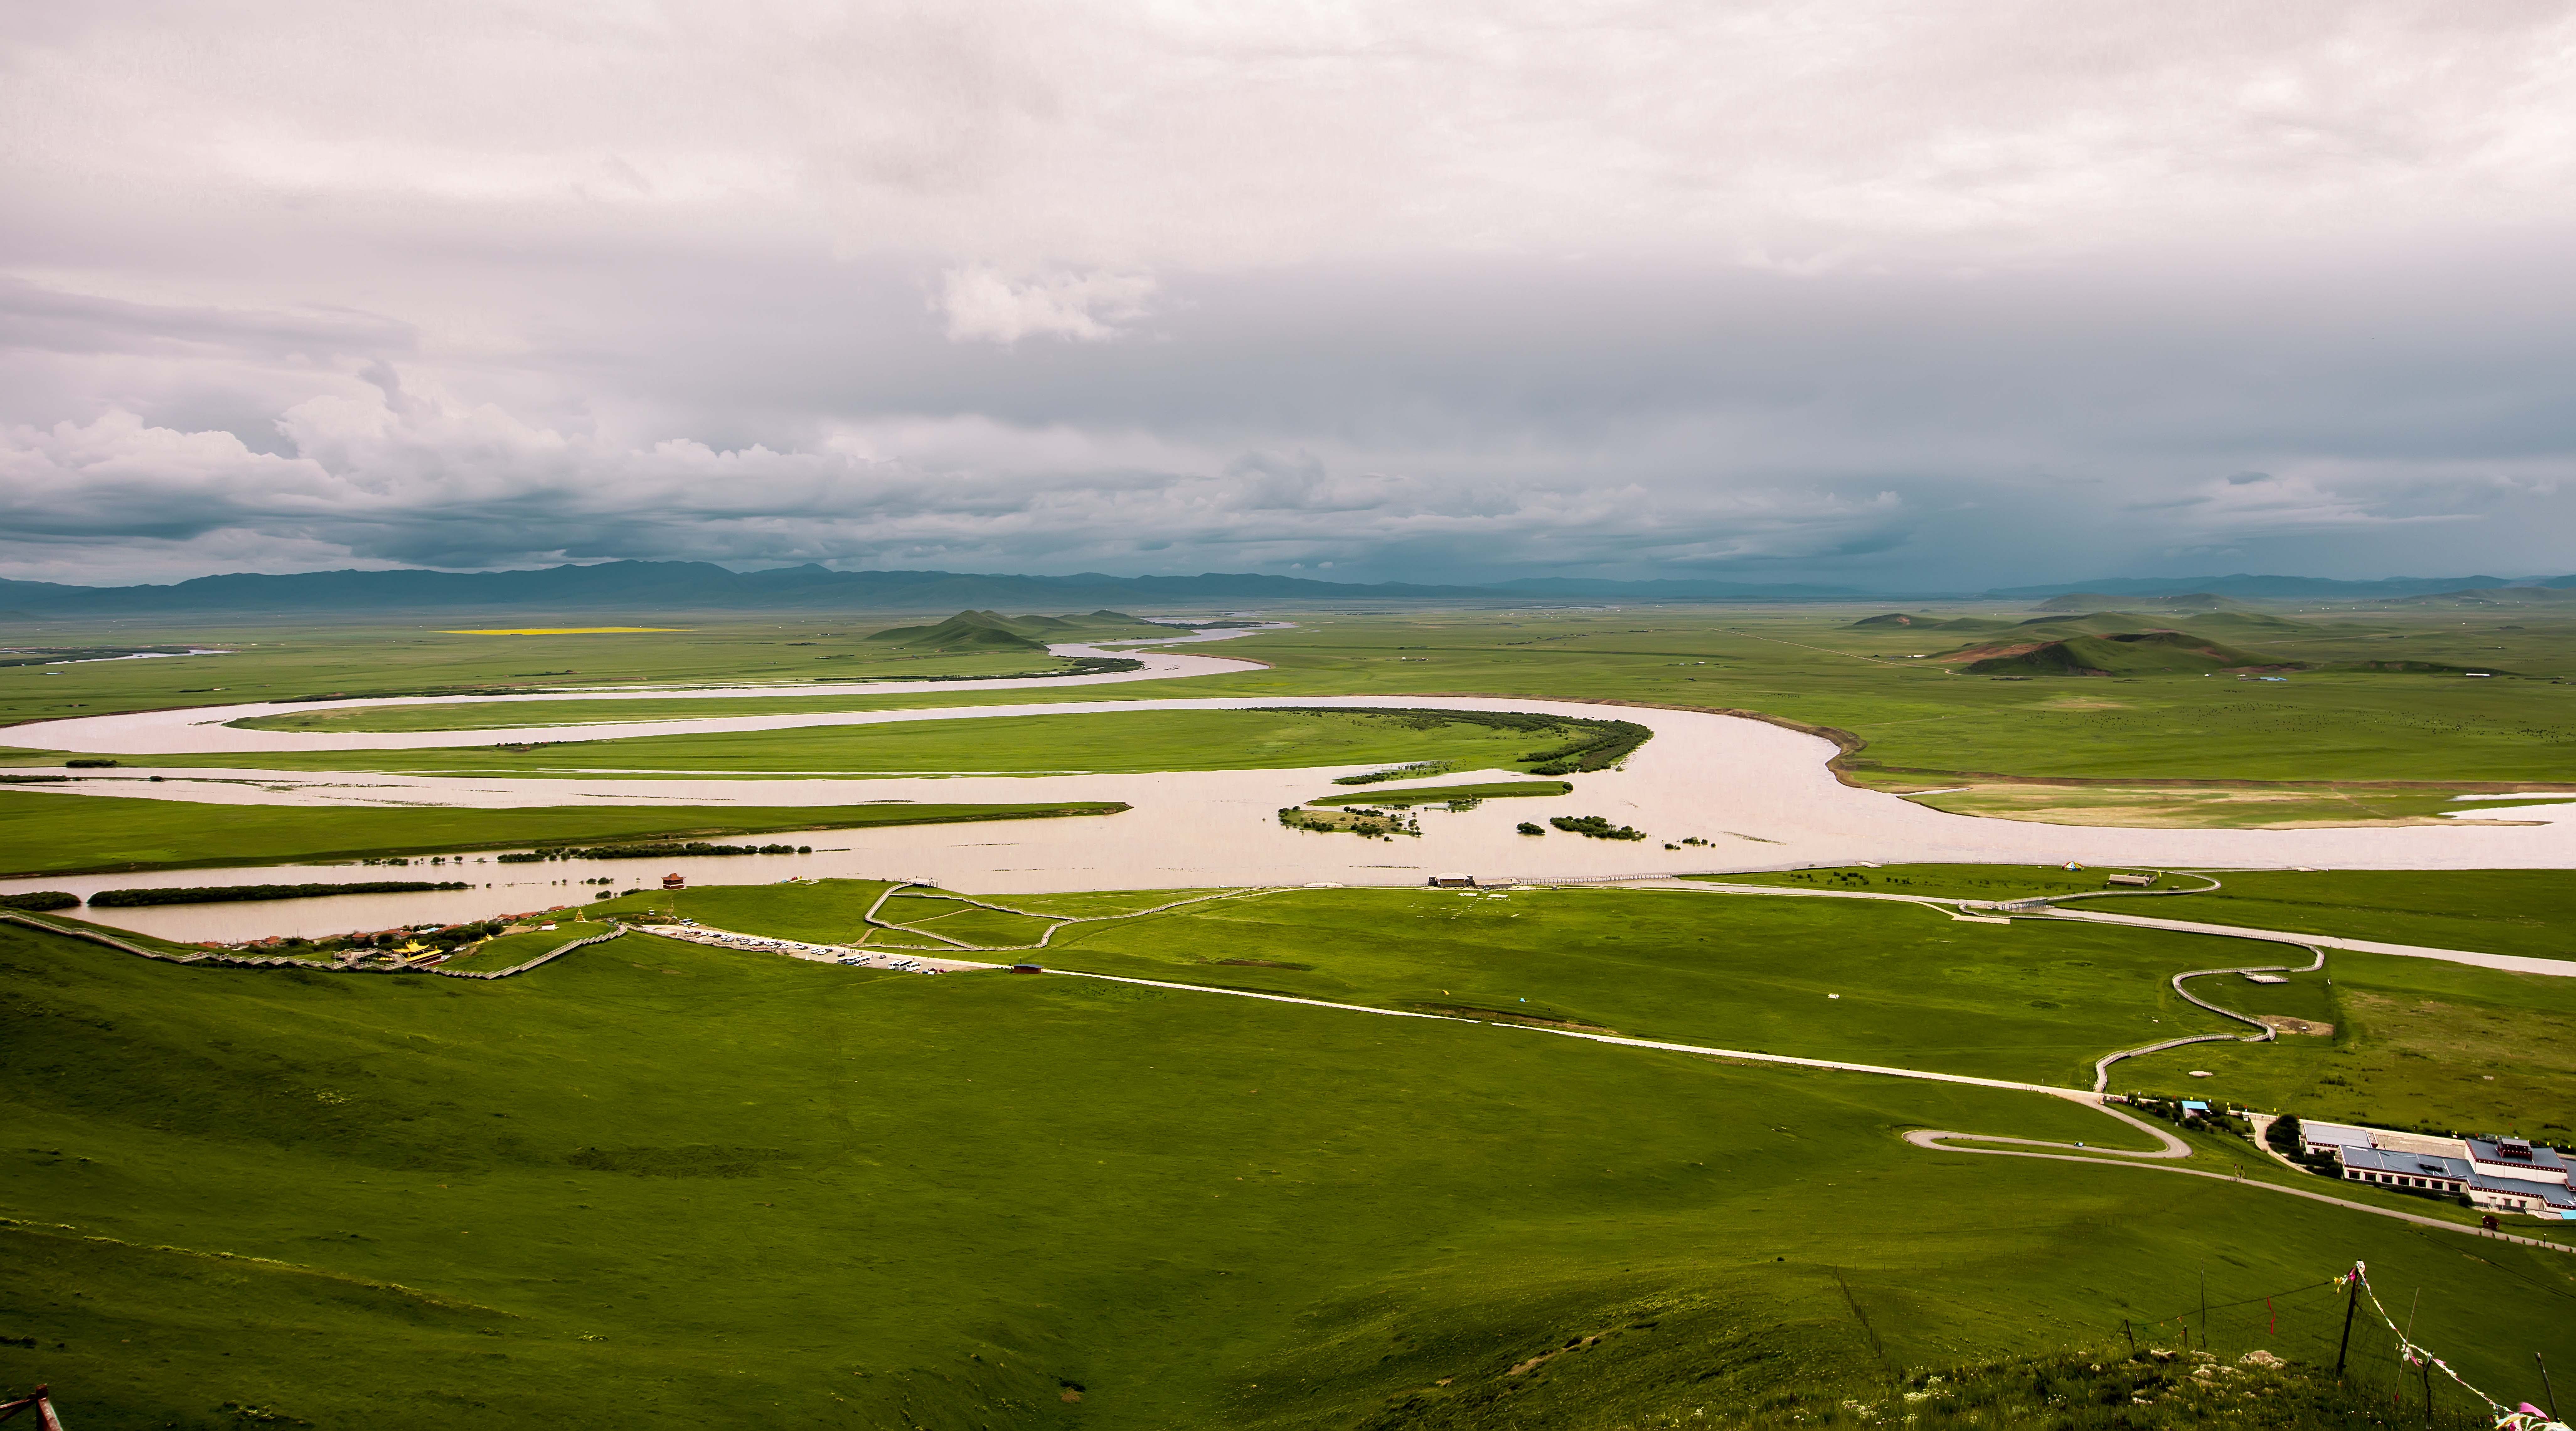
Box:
<box><xmin>2095</xmin><ymin>1265</ymin><xmax>2567</xmax><ymax>1423</ymax></box>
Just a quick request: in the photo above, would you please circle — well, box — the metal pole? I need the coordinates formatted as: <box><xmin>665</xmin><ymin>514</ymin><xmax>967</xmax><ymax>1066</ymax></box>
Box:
<box><xmin>2200</xmin><ymin>1266</ymin><xmax>2209</xmax><ymax>1347</ymax></box>
<box><xmin>2334</xmin><ymin>1271</ymin><xmax>2360</xmax><ymax>1378</ymax></box>
<box><xmin>2421</xmin><ymin>1353</ymin><xmax>2433</xmax><ymax>1426</ymax></box>
<box><xmin>2540</xmin><ymin>1352</ymin><xmax>2561</xmax><ymax>1423</ymax></box>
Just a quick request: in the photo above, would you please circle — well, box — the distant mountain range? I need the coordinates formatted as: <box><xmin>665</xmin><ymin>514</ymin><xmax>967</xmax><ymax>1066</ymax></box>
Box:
<box><xmin>3</xmin><ymin>561</ymin><xmax>2571</xmax><ymax>617</ymax></box>
<box><xmin>1985</xmin><ymin>573</ymin><xmax>2576</xmax><ymax>599</ymax></box>
<box><xmin>0</xmin><ymin>561</ymin><xmax>1885</xmax><ymax>616</ymax></box>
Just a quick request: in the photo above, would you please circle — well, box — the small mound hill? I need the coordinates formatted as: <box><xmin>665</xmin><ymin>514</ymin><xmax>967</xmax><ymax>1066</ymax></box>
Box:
<box><xmin>1849</xmin><ymin>613</ymin><xmax>2012</xmax><ymax>631</ymax></box>
<box><xmin>863</xmin><ymin>610</ymin><xmax>1052</xmax><ymax>652</ymax></box>
<box><xmin>2005</xmin><ymin>609</ymin><xmax>2315</xmax><ymax>641</ymax></box>
<box><xmin>1952</xmin><ymin>629</ymin><xmax>2296</xmax><ymax>677</ymax></box>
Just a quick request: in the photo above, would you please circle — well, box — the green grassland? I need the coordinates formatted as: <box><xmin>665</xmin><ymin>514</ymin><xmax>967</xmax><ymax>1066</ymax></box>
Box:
<box><xmin>15</xmin><ymin>608</ymin><xmax>2576</xmax><ymax>1425</ymax></box>
<box><xmin>1032</xmin><ymin>886</ymin><xmax>2249</xmax><ymax>1088</ymax></box>
<box><xmin>1716</xmin><ymin>865</ymin><xmax>2576</xmax><ymax>963</ymax></box>
<box><xmin>611</xmin><ymin>879</ymin><xmax>899</xmax><ymax>943</ymax></box>
<box><xmin>1309</xmin><ymin>779</ymin><xmax>1571</xmax><ymax>807</ymax></box>
<box><xmin>1891</xmin><ymin>783</ymin><xmax>2515</xmax><ymax>828</ymax></box>
<box><xmin>970</xmin><ymin>888</ymin><xmax>1237</xmax><ymax>920</ymax></box>
<box><xmin>880</xmin><ymin>903</ymin><xmax>1059</xmax><ymax>948</ymax></box>
<box><xmin>0</xmin><ymin>790</ymin><xmax>1124</xmax><ymax>877</ymax></box>
<box><xmin>13</xmin><ymin>606</ymin><xmax>2576</xmax><ymax>800</ymax></box>
<box><xmin>72</xmin><ymin>708</ymin><xmax>1609</xmax><ymax>780</ymax></box>
<box><xmin>0</xmin><ymin>617</ymin><xmax>1149</xmax><ymax>732</ymax></box>
<box><xmin>4</xmin><ymin>919</ymin><xmax>2568</xmax><ymax>1428</ymax></box>
<box><xmin>2122</xmin><ymin>949</ymin><xmax>2576</xmax><ymax>1139</ymax></box>
<box><xmin>438</xmin><ymin>921</ymin><xmax>617</xmax><ymax>973</ymax></box>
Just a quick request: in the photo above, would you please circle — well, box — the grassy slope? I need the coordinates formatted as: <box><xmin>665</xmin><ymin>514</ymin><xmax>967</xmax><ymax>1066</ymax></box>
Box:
<box><xmin>0</xmin><ymin>790</ymin><xmax>1123</xmax><ymax>877</ymax></box>
<box><xmin>4</xmin><ymin>921</ymin><xmax>2568</xmax><ymax>1428</ymax></box>
<box><xmin>81</xmin><ymin>708</ymin><xmax>1598</xmax><ymax>780</ymax></box>
<box><xmin>1716</xmin><ymin>866</ymin><xmax>2576</xmax><ymax>963</ymax></box>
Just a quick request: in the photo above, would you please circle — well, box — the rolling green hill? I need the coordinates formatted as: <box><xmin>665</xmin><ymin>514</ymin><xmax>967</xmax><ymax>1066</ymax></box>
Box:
<box><xmin>1954</xmin><ymin>629</ymin><xmax>2295</xmax><ymax>676</ymax></box>
<box><xmin>863</xmin><ymin>610</ymin><xmax>1053</xmax><ymax>652</ymax></box>
<box><xmin>1848</xmin><ymin>612</ymin><xmax>2010</xmax><ymax>631</ymax></box>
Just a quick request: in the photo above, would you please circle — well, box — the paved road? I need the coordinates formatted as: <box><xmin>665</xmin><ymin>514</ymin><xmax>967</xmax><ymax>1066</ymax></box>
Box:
<box><xmin>2033</xmin><ymin>905</ymin><xmax>2572</xmax><ymax>977</ymax></box>
<box><xmin>1647</xmin><ymin>878</ymin><xmax>2574</xmax><ymax>979</ymax></box>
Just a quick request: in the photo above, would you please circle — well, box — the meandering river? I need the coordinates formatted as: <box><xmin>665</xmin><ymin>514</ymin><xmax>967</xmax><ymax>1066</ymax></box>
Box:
<box><xmin>8</xmin><ymin>627</ymin><xmax>2573</xmax><ymax>939</ymax></box>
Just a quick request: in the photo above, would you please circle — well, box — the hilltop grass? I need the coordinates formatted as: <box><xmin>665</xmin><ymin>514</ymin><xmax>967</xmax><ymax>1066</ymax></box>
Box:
<box><xmin>3</xmin><ymin>918</ymin><xmax>2568</xmax><ymax>1428</ymax></box>
<box><xmin>1714</xmin><ymin>865</ymin><xmax>2576</xmax><ymax>964</ymax></box>
<box><xmin>0</xmin><ymin>789</ymin><xmax>1126</xmax><ymax>878</ymax></box>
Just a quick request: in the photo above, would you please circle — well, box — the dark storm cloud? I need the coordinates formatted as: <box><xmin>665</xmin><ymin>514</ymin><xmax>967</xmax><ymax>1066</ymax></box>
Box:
<box><xmin>3</xmin><ymin>2</ymin><xmax>2574</xmax><ymax>585</ymax></box>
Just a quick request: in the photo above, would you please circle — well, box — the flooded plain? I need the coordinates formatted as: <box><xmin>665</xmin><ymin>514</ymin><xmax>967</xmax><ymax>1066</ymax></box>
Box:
<box><xmin>10</xmin><ymin>627</ymin><xmax>2576</xmax><ymax>941</ymax></box>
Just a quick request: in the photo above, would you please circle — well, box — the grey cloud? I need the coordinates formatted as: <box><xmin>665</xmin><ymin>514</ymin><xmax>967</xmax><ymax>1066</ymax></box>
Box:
<box><xmin>5</xmin><ymin>3</ymin><xmax>2576</xmax><ymax>587</ymax></box>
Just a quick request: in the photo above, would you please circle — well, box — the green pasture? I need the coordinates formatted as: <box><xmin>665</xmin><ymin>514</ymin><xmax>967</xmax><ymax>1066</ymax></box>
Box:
<box><xmin>602</xmin><ymin>879</ymin><xmax>895</xmax><ymax>943</ymax></box>
<box><xmin>1309</xmin><ymin>779</ymin><xmax>1571</xmax><ymax>807</ymax></box>
<box><xmin>881</xmin><ymin>902</ymin><xmax>1057</xmax><ymax>948</ymax></box>
<box><xmin>1034</xmin><ymin>886</ymin><xmax>2245</xmax><ymax>1088</ymax></box>
<box><xmin>1717</xmin><ymin>865</ymin><xmax>2576</xmax><ymax>964</ymax></box>
<box><xmin>0</xmin><ymin>789</ymin><xmax>1124</xmax><ymax>877</ymax></box>
<box><xmin>439</xmin><ymin>921</ymin><xmax>616</xmax><ymax>974</ymax></box>
<box><xmin>225</xmin><ymin>663</ymin><xmax>1122</xmax><ymax>735</ymax></box>
<box><xmin>0</xmin><ymin>619</ymin><xmax>1143</xmax><ymax>733</ymax></box>
<box><xmin>2120</xmin><ymin>948</ymin><xmax>2576</xmax><ymax>1140</ymax></box>
<box><xmin>972</xmin><ymin>888</ymin><xmax>1237</xmax><ymax>920</ymax></box>
<box><xmin>70</xmin><ymin>707</ymin><xmax>1603</xmax><ymax>780</ymax></box>
<box><xmin>4</xmin><ymin>919</ymin><xmax>2568</xmax><ymax>1429</ymax></box>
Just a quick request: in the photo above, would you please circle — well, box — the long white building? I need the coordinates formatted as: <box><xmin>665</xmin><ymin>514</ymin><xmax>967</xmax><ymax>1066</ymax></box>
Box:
<box><xmin>2299</xmin><ymin>1120</ymin><xmax>2576</xmax><ymax>1219</ymax></box>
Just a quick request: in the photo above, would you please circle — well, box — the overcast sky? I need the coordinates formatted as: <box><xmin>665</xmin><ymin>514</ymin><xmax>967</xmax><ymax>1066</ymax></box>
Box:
<box><xmin>5</xmin><ymin>1</ymin><xmax>2574</xmax><ymax>590</ymax></box>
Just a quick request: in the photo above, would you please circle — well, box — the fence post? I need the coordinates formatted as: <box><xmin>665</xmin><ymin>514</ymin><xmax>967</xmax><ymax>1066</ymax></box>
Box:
<box><xmin>2334</xmin><ymin>1268</ymin><xmax>2360</xmax><ymax>1378</ymax></box>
